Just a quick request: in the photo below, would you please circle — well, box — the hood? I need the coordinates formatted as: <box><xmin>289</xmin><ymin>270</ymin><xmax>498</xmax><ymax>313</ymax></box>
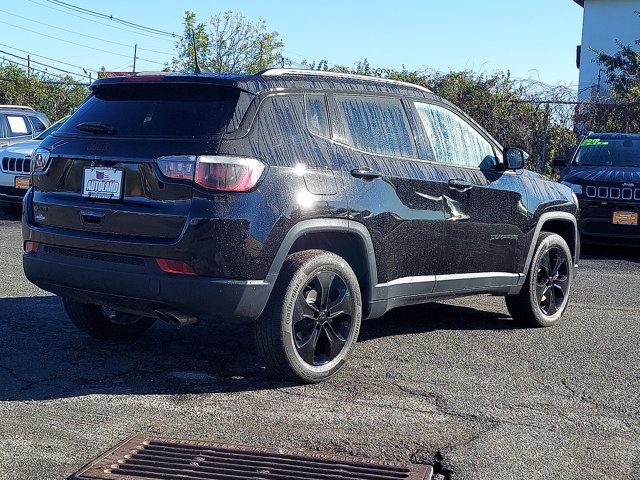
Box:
<box><xmin>561</xmin><ymin>166</ymin><xmax>640</xmax><ymax>186</ymax></box>
<box><xmin>0</xmin><ymin>139</ymin><xmax>41</xmax><ymax>157</ymax></box>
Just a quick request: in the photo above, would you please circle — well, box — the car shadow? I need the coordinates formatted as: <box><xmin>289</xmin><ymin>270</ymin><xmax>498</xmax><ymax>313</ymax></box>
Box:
<box><xmin>580</xmin><ymin>243</ymin><xmax>640</xmax><ymax>263</ymax></box>
<box><xmin>0</xmin><ymin>207</ymin><xmax>22</xmax><ymax>221</ymax></box>
<box><xmin>0</xmin><ymin>295</ymin><xmax>516</xmax><ymax>402</ymax></box>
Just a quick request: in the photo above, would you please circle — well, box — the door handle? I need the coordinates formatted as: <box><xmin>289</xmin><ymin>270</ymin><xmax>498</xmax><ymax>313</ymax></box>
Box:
<box><xmin>351</xmin><ymin>168</ymin><xmax>382</xmax><ymax>180</ymax></box>
<box><xmin>448</xmin><ymin>178</ymin><xmax>473</xmax><ymax>191</ymax></box>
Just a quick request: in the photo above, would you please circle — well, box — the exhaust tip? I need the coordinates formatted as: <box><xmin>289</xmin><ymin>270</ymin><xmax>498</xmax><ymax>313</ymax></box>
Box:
<box><xmin>154</xmin><ymin>309</ymin><xmax>199</xmax><ymax>327</ymax></box>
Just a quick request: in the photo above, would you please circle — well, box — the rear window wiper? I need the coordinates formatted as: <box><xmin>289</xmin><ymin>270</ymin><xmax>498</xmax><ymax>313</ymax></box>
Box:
<box><xmin>75</xmin><ymin>122</ymin><xmax>117</xmax><ymax>135</ymax></box>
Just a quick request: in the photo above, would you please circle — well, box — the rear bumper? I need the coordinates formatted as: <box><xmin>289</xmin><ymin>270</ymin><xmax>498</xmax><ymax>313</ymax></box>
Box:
<box><xmin>23</xmin><ymin>245</ymin><xmax>272</xmax><ymax>324</ymax></box>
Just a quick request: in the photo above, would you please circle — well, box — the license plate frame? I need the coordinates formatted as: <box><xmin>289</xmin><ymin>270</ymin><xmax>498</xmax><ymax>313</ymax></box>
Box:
<box><xmin>82</xmin><ymin>167</ymin><xmax>124</xmax><ymax>200</ymax></box>
<box><xmin>14</xmin><ymin>176</ymin><xmax>30</xmax><ymax>189</ymax></box>
<box><xmin>612</xmin><ymin>211</ymin><xmax>638</xmax><ymax>226</ymax></box>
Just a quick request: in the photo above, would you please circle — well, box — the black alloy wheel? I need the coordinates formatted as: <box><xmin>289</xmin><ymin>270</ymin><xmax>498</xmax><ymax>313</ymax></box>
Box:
<box><xmin>293</xmin><ymin>271</ymin><xmax>354</xmax><ymax>366</ymax></box>
<box><xmin>535</xmin><ymin>246</ymin><xmax>570</xmax><ymax>316</ymax></box>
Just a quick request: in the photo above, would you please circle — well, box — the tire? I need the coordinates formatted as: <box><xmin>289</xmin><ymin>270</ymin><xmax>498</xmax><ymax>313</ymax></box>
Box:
<box><xmin>506</xmin><ymin>232</ymin><xmax>573</xmax><ymax>327</ymax></box>
<box><xmin>62</xmin><ymin>298</ymin><xmax>156</xmax><ymax>341</ymax></box>
<box><xmin>255</xmin><ymin>250</ymin><xmax>363</xmax><ymax>384</ymax></box>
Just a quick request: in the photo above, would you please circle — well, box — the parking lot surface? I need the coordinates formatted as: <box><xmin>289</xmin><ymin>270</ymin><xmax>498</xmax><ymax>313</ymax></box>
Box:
<box><xmin>0</xmin><ymin>208</ymin><xmax>638</xmax><ymax>480</ymax></box>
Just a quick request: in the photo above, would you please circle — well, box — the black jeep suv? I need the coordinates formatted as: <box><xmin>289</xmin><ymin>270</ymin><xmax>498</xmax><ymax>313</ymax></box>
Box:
<box><xmin>23</xmin><ymin>69</ymin><xmax>579</xmax><ymax>383</ymax></box>
<box><xmin>557</xmin><ymin>132</ymin><xmax>640</xmax><ymax>245</ymax></box>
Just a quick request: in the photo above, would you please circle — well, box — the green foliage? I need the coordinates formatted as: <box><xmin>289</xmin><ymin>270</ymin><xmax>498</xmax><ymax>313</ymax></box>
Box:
<box><xmin>0</xmin><ymin>64</ymin><xmax>88</xmax><ymax>121</ymax></box>
<box><xmin>172</xmin><ymin>11</ymin><xmax>286</xmax><ymax>74</ymax></box>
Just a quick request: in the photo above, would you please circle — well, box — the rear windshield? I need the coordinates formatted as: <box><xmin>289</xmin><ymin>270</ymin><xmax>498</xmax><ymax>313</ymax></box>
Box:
<box><xmin>58</xmin><ymin>83</ymin><xmax>246</xmax><ymax>138</ymax></box>
<box><xmin>575</xmin><ymin>138</ymin><xmax>640</xmax><ymax>167</ymax></box>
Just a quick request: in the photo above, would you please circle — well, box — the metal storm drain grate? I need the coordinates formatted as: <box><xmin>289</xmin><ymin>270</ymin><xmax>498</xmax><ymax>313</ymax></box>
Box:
<box><xmin>69</xmin><ymin>434</ymin><xmax>433</xmax><ymax>480</ymax></box>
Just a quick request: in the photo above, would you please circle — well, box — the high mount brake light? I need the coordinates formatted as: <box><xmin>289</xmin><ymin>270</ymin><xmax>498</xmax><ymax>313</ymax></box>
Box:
<box><xmin>124</xmin><ymin>75</ymin><xmax>164</xmax><ymax>82</ymax></box>
<box><xmin>195</xmin><ymin>156</ymin><xmax>265</xmax><ymax>192</ymax></box>
<box><xmin>155</xmin><ymin>156</ymin><xmax>265</xmax><ymax>192</ymax></box>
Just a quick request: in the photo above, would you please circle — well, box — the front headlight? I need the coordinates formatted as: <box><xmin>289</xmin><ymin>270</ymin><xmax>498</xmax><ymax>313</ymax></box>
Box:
<box><xmin>32</xmin><ymin>148</ymin><xmax>51</xmax><ymax>172</ymax></box>
<box><xmin>561</xmin><ymin>181</ymin><xmax>582</xmax><ymax>195</ymax></box>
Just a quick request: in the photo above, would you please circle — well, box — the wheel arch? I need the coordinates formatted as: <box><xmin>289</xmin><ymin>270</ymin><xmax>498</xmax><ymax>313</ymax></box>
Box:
<box><xmin>522</xmin><ymin>212</ymin><xmax>579</xmax><ymax>277</ymax></box>
<box><xmin>265</xmin><ymin>219</ymin><xmax>378</xmax><ymax>316</ymax></box>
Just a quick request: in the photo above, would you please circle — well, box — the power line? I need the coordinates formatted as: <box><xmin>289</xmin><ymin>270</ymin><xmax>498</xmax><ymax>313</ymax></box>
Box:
<box><xmin>1</xmin><ymin>56</ymin><xmax>87</xmax><ymax>84</ymax></box>
<box><xmin>25</xmin><ymin>0</ymin><xmax>177</xmax><ymax>44</ymax></box>
<box><xmin>0</xmin><ymin>42</ymin><xmax>97</xmax><ymax>73</ymax></box>
<box><xmin>0</xmin><ymin>76</ymin><xmax>87</xmax><ymax>86</ymax></box>
<box><xmin>0</xmin><ymin>8</ymin><xmax>174</xmax><ymax>57</ymax></box>
<box><xmin>0</xmin><ymin>49</ymin><xmax>87</xmax><ymax>79</ymax></box>
<box><xmin>47</xmin><ymin>0</ymin><xmax>180</xmax><ymax>38</ymax></box>
<box><xmin>0</xmin><ymin>18</ymin><xmax>166</xmax><ymax>66</ymax></box>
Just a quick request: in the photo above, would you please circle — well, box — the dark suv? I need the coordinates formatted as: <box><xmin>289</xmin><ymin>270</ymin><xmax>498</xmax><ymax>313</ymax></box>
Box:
<box><xmin>22</xmin><ymin>69</ymin><xmax>580</xmax><ymax>383</ymax></box>
<box><xmin>556</xmin><ymin>132</ymin><xmax>640</xmax><ymax>245</ymax></box>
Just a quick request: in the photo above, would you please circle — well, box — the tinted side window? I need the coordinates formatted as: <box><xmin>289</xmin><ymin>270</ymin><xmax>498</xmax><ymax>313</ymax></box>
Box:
<box><xmin>5</xmin><ymin>115</ymin><xmax>32</xmax><ymax>137</ymax></box>
<box><xmin>414</xmin><ymin>102</ymin><xmax>495</xmax><ymax>168</ymax></box>
<box><xmin>29</xmin><ymin>116</ymin><xmax>47</xmax><ymax>134</ymax></box>
<box><xmin>305</xmin><ymin>94</ymin><xmax>330</xmax><ymax>138</ymax></box>
<box><xmin>334</xmin><ymin>95</ymin><xmax>415</xmax><ymax>158</ymax></box>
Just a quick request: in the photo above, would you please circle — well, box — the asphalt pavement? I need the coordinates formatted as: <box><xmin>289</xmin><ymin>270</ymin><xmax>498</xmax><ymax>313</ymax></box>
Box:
<box><xmin>0</xmin><ymin>208</ymin><xmax>638</xmax><ymax>480</ymax></box>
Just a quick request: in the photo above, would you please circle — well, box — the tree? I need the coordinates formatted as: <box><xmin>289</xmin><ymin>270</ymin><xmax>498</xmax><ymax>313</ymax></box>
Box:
<box><xmin>172</xmin><ymin>11</ymin><xmax>286</xmax><ymax>74</ymax></box>
<box><xmin>0</xmin><ymin>63</ymin><xmax>88</xmax><ymax>121</ymax></box>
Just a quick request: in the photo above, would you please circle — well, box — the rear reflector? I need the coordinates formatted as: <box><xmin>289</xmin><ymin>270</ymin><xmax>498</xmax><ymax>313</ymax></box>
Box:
<box><xmin>156</xmin><ymin>258</ymin><xmax>196</xmax><ymax>276</ymax></box>
<box><xmin>24</xmin><ymin>241</ymin><xmax>39</xmax><ymax>254</ymax></box>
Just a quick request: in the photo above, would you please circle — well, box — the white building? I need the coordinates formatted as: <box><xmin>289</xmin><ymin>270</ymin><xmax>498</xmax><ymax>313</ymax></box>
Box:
<box><xmin>575</xmin><ymin>0</ymin><xmax>640</xmax><ymax>100</ymax></box>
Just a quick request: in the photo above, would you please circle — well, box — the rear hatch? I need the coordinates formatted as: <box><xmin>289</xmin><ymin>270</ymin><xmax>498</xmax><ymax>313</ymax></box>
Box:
<box><xmin>31</xmin><ymin>80</ymin><xmax>250</xmax><ymax>240</ymax></box>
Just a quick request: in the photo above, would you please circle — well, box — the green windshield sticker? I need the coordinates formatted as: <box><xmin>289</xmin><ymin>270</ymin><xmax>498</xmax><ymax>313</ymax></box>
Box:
<box><xmin>581</xmin><ymin>138</ymin><xmax>609</xmax><ymax>146</ymax></box>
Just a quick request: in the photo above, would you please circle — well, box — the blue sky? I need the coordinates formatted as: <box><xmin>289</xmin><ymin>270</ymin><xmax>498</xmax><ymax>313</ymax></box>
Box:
<box><xmin>1</xmin><ymin>0</ymin><xmax>584</xmax><ymax>87</ymax></box>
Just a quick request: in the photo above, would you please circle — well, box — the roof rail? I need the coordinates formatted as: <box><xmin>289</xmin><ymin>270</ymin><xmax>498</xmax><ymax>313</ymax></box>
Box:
<box><xmin>0</xmin><ymin>105</ymin><xmax>35</xmax><ymax>112</ymax></box>
<box><xmin>259</xmin><ymin>68</ymin><xmax>432</xmax><ymax>94</ymax></box>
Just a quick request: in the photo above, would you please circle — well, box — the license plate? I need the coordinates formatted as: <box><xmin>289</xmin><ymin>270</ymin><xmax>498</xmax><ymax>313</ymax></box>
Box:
<box><xmin>612</xmin><ymin>211</ymin><xmax>638</xmax><ymax>226</ymax></box>
<box><xmin>14</xmin><ymin>176</ymin><xmax>30</xmax><ymax>189</ymax></box>
<box><xmin>82</xmin><ymin>167</ymin><xmax>123</xmax><ymax>200</ymax></box>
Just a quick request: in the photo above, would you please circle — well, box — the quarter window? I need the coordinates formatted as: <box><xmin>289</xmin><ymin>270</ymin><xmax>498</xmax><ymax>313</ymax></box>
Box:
<box><xmin>305</xmin><ymin>94</ymin><xmax>330</xmax><ymax>138</ymax></box>
<box><xmin>29</xmin><ymin>116</ymin><xmax>47</xmax><ymax>134</ymax></box>
<box><xmin>5</xmin><ymin>115</ymin><xmax>32</xmax><ymax>137</ymax></box>
<box><xmin>334</xmin><ymin>95</ymin><xmax>415</xmax><ymax>158</ymax></box>
<box><xmin>414</xmin><ymin>102</ymin><xmax>495</xmax><ymax>168</ymax></box>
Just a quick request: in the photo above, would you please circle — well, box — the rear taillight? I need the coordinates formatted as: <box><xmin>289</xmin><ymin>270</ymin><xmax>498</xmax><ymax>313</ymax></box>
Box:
<box><xmin>155</xmin><ymin>258</ymin><xmax>197</xmax><ymax>276</ymax></box>
<box><xmin>195</xmin><ymin>156</ymin><xmax>265</xmax><ymax>192</ymax></box>
<box><xmin>155</xmin><ymin>155</ymin><xmax>265</xmax><ymax>192</ymax></box>
<box><xmin>32</xmin><ymin>148</ymin><xmax>50</xmax><ymax>172</ymax></box>
<box><xmin>156</xmin><ymin>155</ymin><xmax>196</xmax><ymax>180</ymax></box>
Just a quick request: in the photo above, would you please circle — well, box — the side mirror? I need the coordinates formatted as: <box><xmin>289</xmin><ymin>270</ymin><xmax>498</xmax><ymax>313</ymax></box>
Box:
<box><xmin>552</xmin><ymin>156</ymin><xmax>568</xmax><ymax>168</ymax></box>
<box><xmin>504</xmin><ymin>147</ymin><xmax>528</xmax><ymax>170</ymax></box>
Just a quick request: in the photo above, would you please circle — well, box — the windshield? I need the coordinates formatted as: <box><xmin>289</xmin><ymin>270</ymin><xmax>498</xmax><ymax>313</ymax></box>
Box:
<box><xmin>575</xmin><ymin>137</ymin><xmax>640</xmax><ymax>167</ymax></box>
<box><xmin>34</xmin><ymin>116</ymin><xmax>68</xmax><ymax>141</ymax></box>
<box><xmin>58</xmin><ymin>83</ymin><xmax>244</xmax><ymax>139</ymax></box>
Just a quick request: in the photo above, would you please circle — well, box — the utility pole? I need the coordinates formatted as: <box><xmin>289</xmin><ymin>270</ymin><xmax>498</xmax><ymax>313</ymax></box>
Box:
<box><xmin>27</xmin><ymin>55</ymin><xmax>30</xmax><ymax>77</ymax></box>
<box><xmin>538</xmin><ymin>103</ymin><xmax>551</xmax><ymax>174</ymax></box>
<box><xmin>132</xmin><ymin>44</ymin><xmax>137</xmax><ymax>73</ymax></box>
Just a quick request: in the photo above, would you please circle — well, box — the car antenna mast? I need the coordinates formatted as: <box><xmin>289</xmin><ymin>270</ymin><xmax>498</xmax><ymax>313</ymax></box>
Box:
<box><xmin>192</xmin><ymin>29</ymin><xmax>201</xmax><ymax>74</ymax></box>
